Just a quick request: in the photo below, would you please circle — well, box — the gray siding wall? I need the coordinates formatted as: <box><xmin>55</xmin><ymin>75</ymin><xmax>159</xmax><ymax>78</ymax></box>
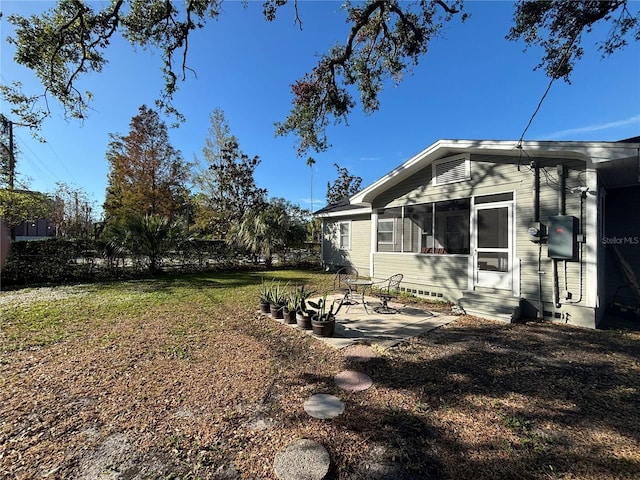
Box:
<box><xmin>516</xmin><ymin>159</ymin><xmax>587</xmax><ymax>315</ymax></box>
<box><xmin>370</xmin><ymin>154</ymin><xmax>591</xmax><ymax>314</ymax></box>
<box><xmin>322</xmin><ymin>215</ymin><xmax>371</xmax><ymax>277</ymax></box>
<box><xmin>372</xmin><ymin>253</ymin><xmax>468</xmax><ymax>302</ymax></box>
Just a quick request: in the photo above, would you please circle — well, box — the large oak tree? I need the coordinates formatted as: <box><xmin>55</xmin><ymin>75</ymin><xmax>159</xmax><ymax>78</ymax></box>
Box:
<box><xmin>2</xmin><ymin>1</ymin><xmax>638</xmax><ymax>155</ymax></box>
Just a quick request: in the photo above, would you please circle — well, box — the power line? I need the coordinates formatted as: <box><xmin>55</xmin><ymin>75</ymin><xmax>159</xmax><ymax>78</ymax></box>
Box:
<box><xmin>45</xmin><ymin>138</ymin><xmax>81</xmax><ymax>185</ymax></box>
<box><xmin>13</xmin><ymin>134</ymin><xmax>65</xmax><ymax>186</ymax></box>
<box><xmin>517</xmin><ymin>28</ymin><xmax>581</xmax><ymax>148</ymax></box>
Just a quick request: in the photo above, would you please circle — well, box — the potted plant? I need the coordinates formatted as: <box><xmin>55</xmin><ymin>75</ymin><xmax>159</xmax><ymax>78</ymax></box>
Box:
<box><xmin>282</xmin><ymin>295</ymin><xmax>297</xmax><ymax>324</ymax></box>
<box><xmin>258</xmin><ymin>278</ymin><xmax>272</xmax><ymax>314</ymax></box>
<box><xmin>307</xmin><ymin>293</ymin><xmax>344</xmax><ymax>337</ymax></box>
<box><xmin>294</xmin><ymin>285</ymin><xmax>316</xmax><ymax>330</ymax></box>
<box><xmin>269</xmin><ymin>281</ymin><xmax>287</xmax><ymax>319</ymax></box>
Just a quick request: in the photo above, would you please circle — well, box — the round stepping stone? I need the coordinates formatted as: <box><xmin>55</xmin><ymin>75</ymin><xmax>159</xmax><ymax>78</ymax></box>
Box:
<box><xmin>303</xmin><ymin>394</ymin><xmax>345</xmax><ymax>419</ymax></box>
<box><xmin>335</xmin><ymin>370</ymin><xmax>373</xmax><ymax>392</ymax></box>
<box><xmin>342</xmin><ymin>344</ymin><xmax>376</xmax><ymax>363</ymax></box>
<box><xmin>274</xmin><ymin>438</ymin><xmax>330</xmax><ymax>480</ymax></box>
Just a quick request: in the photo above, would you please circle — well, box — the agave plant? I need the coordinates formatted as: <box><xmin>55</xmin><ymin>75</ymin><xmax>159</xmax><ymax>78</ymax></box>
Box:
<box><xmin>259</xmin><ymin>278</ymin><xmax>272</xmax><ymax>305</ymax></box>
<box><xmin>308</xmin><ymin>293</ymin><xmax>343</xmax><ymax>321</ymax></box>
<box><xmin>271</xmin><ymin>281</ymin><xmax>289</xmax><ymax>306</ymax></box>
<box><xmin>293</xmin><ymin>284</ymin><xmax>316</xmax><ymax>313</ymax></box>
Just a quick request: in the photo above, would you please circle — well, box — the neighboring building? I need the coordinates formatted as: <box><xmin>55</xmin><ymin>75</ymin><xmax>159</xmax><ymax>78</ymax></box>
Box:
<box><xmin>315</xmin><ymin>138</ymin><xmax>640</xmax><ymax>329</ymax></box>
<box><xmin>0</xmin><ymin>188</ymin><xmax>57</xmax><ymax>240</ymax></box>
<box><xmin>13</xmin><ymin>218</ymin><xmax>56</xmax><ymax>240</ymax></box>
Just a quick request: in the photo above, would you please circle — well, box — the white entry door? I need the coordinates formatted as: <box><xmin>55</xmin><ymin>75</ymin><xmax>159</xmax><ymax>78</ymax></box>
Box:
<box><xmin>473</xmin><ymin>202</ymin><xmax>513</xmax><ymax>290</ymax></box>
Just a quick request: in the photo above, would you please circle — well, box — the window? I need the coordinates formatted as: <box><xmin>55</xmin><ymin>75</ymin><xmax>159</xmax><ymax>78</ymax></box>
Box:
<box><xmin>433</xmin><ymin>154</ymin><xmax>470</xmax><ymax>185</ymax></box>
<box><xmin>377</xmin><ymin>219</ymin><xmax>394</xmax><ymax>244</ymax></box>
<box><xmin>377</xmin><ymin>207</ymin><xmax>401</xmax><ymax>252</ymax></box>
<box><xmin>376</xmin><ymin>199</ymin><xmax>470</xmax><ymax>254</ymax></box>
<box><xmin>338</xmin><ymin>221</ymin><xmax>351</xmax><ymax>249</ymax></box>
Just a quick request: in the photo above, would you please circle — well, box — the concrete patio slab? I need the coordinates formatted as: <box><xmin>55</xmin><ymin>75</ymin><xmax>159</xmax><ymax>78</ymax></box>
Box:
<box><xmin>300</xmin><ymin>295</ymin><xmax>458</xmax><ymax>350</ymax></box>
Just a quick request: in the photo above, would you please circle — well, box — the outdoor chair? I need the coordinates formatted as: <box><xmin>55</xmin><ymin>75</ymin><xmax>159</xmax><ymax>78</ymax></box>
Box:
<box><xmin>334</xmin><ymin>267</ymin><xmax>358</xmax><ymax>293</ymax></box>
<box><xmin>334</xmin><ymin>266</ymin><xmax>359</xmax><ymax>305</ymax></box>
<box><xmin>372</xmin><ymin>274</ymin><xmax>403</xmax><ymax>314</ymax></box>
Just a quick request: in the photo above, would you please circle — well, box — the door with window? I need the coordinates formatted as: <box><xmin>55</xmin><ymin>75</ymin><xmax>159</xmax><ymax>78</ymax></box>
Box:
<box><xmin>473</xmin><ymin>202</ymin><xmax>513</xmax><ymax>290</ymax></box>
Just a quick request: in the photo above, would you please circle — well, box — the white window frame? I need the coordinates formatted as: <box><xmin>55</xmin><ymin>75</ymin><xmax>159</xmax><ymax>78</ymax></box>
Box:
<box><xmin>377</xmin><ymin>218</ymin><xmax>395</xmax><ymax>245</ymax></box>
<box><xmin>338</xmin><ymin>221</ymin><xmax>351</xmax><ymax>250</ymax></box>
<box><xmin>432</xmin><ymin>153</ymin><xmax>471</xmax><ymax>186</ymax></box>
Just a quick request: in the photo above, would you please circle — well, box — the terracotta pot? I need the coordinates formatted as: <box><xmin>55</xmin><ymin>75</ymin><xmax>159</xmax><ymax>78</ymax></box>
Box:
<box><xmin>311</xmin><ymin>314</ymin><xmax>336</xmax><ymax>337</ymax></box>
<box><xmin>296</xmin><ymin>309</ymin><xmax>314</xmax><ymax>330</ymax></box>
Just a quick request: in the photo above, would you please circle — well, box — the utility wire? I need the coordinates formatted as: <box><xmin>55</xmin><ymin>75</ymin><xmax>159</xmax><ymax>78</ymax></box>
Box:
<box><xmin>14</xmin><ymin>134</ymin><xmax>64</xmax><ymax>186</ymax></box>
<box><xmin>517</xmin><ymin>28</ymin><xmax>582</xmax><ymax>148</ymax></box>
<box><xmin>45</xmin><ymin>138</ymin><xmax>81</xmax><ymax>185</ymax></box>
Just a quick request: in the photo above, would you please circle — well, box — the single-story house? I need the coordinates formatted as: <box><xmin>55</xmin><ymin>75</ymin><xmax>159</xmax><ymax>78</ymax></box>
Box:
<box><xmin>315</xmin><ymin>138</ymin><xmax>640</xmax><ymax>329</ymax></box>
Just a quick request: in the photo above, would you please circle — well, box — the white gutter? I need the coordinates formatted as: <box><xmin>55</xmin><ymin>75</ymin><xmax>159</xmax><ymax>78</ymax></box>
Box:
<box><xmin>314</xmin><ymin>206</ymin><xmax>373</xmax><ymax>219</ymax></box>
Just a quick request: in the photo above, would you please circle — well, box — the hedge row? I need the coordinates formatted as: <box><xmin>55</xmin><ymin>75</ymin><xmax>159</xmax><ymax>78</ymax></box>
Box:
<box><xmin>0</xmin><ymin>238</ymin><xmax>297</xmax><ymax>287</ymax></box>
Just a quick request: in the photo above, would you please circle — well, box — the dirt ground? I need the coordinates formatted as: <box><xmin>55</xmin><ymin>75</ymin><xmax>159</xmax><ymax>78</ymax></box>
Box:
<box><xmin>1</xmin><ymin>282</ymin><xmax>639</xmax><ymax>479</ymax></box>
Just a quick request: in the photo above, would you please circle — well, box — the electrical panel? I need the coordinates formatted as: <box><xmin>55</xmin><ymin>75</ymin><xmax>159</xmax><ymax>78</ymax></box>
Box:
<box><xmin>548</xmin><ymin>215</ymin><xmax>578</xmax><ymax>260</ymax></box>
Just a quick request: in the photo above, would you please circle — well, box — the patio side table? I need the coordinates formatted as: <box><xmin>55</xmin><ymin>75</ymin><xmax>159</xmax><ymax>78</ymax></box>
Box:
<box><xmin>345</xmin><ymin>279</ymin><xmax>373</xmax><ymax>314</ymax></box>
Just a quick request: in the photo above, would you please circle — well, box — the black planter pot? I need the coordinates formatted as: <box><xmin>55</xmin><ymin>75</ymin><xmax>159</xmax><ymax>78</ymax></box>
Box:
<box><xmin>282</xmin><ymin>308</ymin><xmax>297</xmax><ymax>324</ymax></box>
<box><xmin>270</xmin><ymin>303</ymin><xmax>284</xmax><ymax>319</ymax></box>
<box><xmin>296</xmin><ymin>310</ymin><xmax>315</xmax><ymax>330</ymax></box>
<box><xmin>259</xmin><ymin>301</ymin><xmax>270</xmax><ymax>314</ymax></box>
<box><xmin>311</xmin><ymin>315</ymin><xmax>336</xmax><ymax>337</ymax></box>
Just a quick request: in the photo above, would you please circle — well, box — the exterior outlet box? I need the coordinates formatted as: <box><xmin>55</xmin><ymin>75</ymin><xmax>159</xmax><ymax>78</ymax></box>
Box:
<box><xmin>548</xmin><ymin>215</ymin><xmax>578</xmax><ymax>260</ymax></box>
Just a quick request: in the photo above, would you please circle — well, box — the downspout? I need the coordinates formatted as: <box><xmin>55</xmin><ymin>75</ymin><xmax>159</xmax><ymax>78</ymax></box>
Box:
<box><xmin>558</xmin><ymin>164</ymin><xmax>567</xmax><ymax>216</ymax></box>
<box><xmin>533</xmin><ymin>162</ymin><xmax>540</xmax><ymax>223</ymax></box>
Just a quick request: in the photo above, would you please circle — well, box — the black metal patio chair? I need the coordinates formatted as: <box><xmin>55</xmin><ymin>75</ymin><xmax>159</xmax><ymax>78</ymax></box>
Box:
<box><xmin>373</xmin><ymin>274</ymin><xmax>403</xmax><ymax>314</ymax></box>
<box><xmin>333</xmin><ymin>266</ymin><xmax>359</xmax><ymax>306</ymax></box>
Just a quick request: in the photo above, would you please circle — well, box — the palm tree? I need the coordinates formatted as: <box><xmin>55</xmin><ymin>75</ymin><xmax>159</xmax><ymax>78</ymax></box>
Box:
<box><xmin>228</xmin><ymin>199</ymin><xmax>305</xmax><ymax>268</ymax></box>
<box><xmin>307</xmin><ymin>156</ymin><xmax>315</xmax><ymax>211</ymax></box>
<box><xmin>126</xmin><ymin>214</ymin><xmax>183</xmax><ymax>273</ymax></box>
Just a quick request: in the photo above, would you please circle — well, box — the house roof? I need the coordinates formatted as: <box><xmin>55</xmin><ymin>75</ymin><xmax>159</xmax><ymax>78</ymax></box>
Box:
<box><xmin>349</xmin><ymin>138</ymin><xmax>640</xmax><ymax>205</ymax></box>
<box><xmin>314</xmin><ymin>198</ymin><xmax>371</xmax><ymax>218</ymax></box>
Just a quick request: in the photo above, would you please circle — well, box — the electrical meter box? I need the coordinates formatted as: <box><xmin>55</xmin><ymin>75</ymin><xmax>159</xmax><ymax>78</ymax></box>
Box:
<box><xmin>548</xmin><ymin>215</ymin><xmax>578</xmax><ymax>260</ymax></box>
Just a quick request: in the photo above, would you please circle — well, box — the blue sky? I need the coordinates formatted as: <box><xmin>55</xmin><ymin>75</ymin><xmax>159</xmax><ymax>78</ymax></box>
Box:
<box><xmin>1</xmin><ymin>1</ymin><xmax>639</xmax><ymax>218</ymax></box>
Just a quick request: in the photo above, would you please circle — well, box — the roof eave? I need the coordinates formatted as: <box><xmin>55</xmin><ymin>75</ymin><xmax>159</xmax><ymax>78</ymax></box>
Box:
<box><xmin>350</xmin><ymin>139</ymin><xmax>640</xmax><ymax>204</ymax></box>
<box><xmin>314</xmin><ymin>206</ymin><xmax>372</xmax><ymax>218</ymax></box>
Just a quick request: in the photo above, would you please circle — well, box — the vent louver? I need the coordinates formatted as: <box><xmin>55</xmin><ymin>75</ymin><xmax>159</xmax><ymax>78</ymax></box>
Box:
<box><xmin>434</xmin><ymin>156</ymin><xmax>469</xmax><ymax>185</ymax></box>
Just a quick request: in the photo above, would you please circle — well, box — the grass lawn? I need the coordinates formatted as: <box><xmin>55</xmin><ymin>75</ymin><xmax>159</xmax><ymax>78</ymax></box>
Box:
<box><xmin>1</xmin><ymin>269</ymin><xmax>639</xmax><ymax>479</ymax></box>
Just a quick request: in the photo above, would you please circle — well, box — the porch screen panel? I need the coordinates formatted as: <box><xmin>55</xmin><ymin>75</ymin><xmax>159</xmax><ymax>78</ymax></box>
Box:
<box><xmin>477</xmin><ymin>208</ymin><xmax>508</xmax><ymax>248</ymax></box>
<box><xmin>434</xmin><ymin>199</ymin><xmax>470</xmax><ymax>254</ymax></box>
<box><xmin>378</xmin><ymin>201</ymin><xmax>469</xmax><ymax>254</ymax></box>
<box><xmin>402</xmin><ymin>216</ymin><xmax>419</xmax><ymax>252</ymax></box>
<box><xmin>406</xmin><ymin>203</ymin><xmax>433</xmax><ymax>253</ymax></box>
